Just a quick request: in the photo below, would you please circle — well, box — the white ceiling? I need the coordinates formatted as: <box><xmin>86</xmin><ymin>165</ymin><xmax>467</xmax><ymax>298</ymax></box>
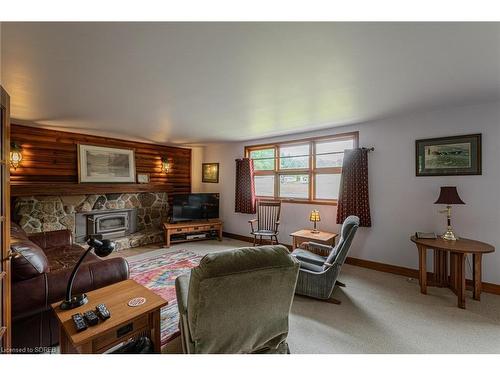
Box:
<box><xmin>1</xmin><ymin>22</ymin><xmax>499</xmax><ymax>144</ymax></box>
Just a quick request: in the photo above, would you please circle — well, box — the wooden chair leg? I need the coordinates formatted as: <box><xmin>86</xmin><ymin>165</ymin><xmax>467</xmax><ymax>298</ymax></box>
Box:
<box><xmin>259</xmin><ymin>235</ymin><xmax>262</xmax><ymax>245</ymax></box>
<box><xmin>253</xmin><ymin>235</ymin><xmax>256</xmax><ymax>246</ymax></box>
<box><xmin>335</xmin><ymin>281</ymin><xmax>346</xmax><ymax>288</ymax></box>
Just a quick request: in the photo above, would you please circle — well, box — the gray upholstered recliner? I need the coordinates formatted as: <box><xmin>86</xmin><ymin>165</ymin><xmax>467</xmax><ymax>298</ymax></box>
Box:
<box><xmin>291</xmin><ymin>215</ymin><xmax>359</xmax><ymax>304</ymax></box>
<box><xmin>175</xmin><ymin>245</ymin><xmax>300</xmax><ymax>354</ymax></box>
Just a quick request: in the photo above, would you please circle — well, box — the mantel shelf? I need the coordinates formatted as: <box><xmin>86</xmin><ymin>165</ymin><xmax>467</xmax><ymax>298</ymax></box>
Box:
<box><xmin>11</xmin><ymin>183</ymin><xmax>173</xmax><ymax>197</ymax></box>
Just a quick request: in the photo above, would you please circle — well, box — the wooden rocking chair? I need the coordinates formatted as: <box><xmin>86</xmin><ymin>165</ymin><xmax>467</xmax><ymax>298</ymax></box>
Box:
<box><xmin>248</xmin><ymin>200</ymin><xmax>281</xmax><ymax>246</ymax></box>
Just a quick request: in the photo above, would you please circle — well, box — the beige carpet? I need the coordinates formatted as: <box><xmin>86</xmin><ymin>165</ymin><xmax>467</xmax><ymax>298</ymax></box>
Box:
<box><xmin>116</xmin><ymin>238</ymin><xmax>500</xmax><ymax>354</ymax></box>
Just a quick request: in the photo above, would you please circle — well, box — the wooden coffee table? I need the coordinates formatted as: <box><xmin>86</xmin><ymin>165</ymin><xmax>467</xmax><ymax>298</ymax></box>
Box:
<box><xmin>290</xmin><ymin>229</ymin><xmax>338</xmax><ymax>256</ymax></box>
<box><xmin>52</xmin><ymin>279</ymin><xmax>167</xmax><ymax>353</ymax></box>
<box><xmin>410</xmin><ymin>236</ymin><xmax>494</xmax><ymax>309</ymax></box>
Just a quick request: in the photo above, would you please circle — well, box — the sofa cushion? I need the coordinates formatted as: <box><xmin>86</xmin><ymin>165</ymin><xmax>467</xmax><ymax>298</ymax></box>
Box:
<box><xmin>28</xmin><ymin>229</ymin><xmax>73</xmax><ymax>250</ymax></box>
<box><xmin>10</xmin><ymin>224</ymin><xmax>50</xmax><ymax>281</ymax></box>
<box><xmin>291</xmin><ymin>248</ymin><xmax>326</xmax><ymax>267</ymax></box>
<box><xmin>298</xmin><ymin>260</ymin><xmax>324</xmax><ymax>273</ymax></box>
<box><xmin>44</xmin><ymin>245</ymin><xmax>99</xmax><ymax>273</ymax></box>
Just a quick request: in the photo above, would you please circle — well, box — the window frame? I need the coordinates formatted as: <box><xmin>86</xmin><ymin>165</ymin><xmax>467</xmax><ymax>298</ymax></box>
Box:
<box><xmin>245</xmin><ymin>131</ymin><xmax>359</xmax><ymax>205</ymax></box>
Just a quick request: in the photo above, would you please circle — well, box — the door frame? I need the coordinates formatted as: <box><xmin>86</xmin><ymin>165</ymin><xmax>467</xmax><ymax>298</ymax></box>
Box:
<box><xmin>0</xmin><ymin>85</ymin><xmax>11</xmax><ymax>351</ymax></box>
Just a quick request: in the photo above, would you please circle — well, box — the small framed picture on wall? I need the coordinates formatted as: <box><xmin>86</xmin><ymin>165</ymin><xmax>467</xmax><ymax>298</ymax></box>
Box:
<box><xmin>202</xmin><ymin>163</ymin><xmax>219</xmax><ymax>183</ymax></box>
<box><xmin>137</xmin><ymin>173</ymin><xmax>150</xmax><ymax>184</ymax></box>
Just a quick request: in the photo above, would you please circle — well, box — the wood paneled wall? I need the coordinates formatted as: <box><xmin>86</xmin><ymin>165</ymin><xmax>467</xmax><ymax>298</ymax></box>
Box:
<box><xmin>10</xmin><ymin>124</ymin><xmax>191</xmax><ymax>199</ymax></box>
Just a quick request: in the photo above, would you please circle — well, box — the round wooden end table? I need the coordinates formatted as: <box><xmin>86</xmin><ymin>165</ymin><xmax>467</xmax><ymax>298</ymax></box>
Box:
<box><xmin>410</xmin><ymin>236</ymin><xmax>494</xmax><ymax>309</ymax></box>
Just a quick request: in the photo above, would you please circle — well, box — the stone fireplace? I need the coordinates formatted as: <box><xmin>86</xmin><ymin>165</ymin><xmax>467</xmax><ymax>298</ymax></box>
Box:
<box><xmin>13</xmin><ymin>192</ymin><xmax>168</xmax><ymax>250</ymax></box>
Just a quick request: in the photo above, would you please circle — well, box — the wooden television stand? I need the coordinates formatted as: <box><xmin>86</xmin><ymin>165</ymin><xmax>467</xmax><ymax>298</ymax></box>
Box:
<box><xmin>162</xmin><ymin>219</ymin><xmax>223</xmax><ymax>248</ymax></box>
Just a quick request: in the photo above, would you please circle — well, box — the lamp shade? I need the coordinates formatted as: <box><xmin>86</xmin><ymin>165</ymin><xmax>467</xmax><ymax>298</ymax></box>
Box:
<box><xmin>309</xmin><ymin>210</ymin><xmax>321</xmax><ymax>222</ymax></box>
<box><xmin>434</xmin><ymin>186</ymin><xmax>465</xmax><ymax>205</ymax></box>
<box><xmin>88</xmin><ymin>238</ymin><xmax>116</xmax><ymax>257</ymax></box>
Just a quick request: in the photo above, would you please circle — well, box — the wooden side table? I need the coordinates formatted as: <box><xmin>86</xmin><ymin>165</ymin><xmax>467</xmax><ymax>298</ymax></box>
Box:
<box><xmin>290</xmin><ymin>229</ymin><xmax>338</xmax><ymax>256</ymax></box>
<box><xmin>410</xmin><ymin>236</ymin><xmax>494</xmax><ymax>309</ymax></box>
<box><xmin>52</xmin><ymin>280</ymin><xmax>167</xmax><ymax>353</ymax></box>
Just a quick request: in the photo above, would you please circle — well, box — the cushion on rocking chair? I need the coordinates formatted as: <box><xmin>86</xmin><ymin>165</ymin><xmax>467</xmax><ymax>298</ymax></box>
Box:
<box><xmin>251</xmin><ymin>230</ymin><xmax>278</xmax><ymax>236</ymax></box>
<box><xmin>291</xmin><ymin>249</ymin><xmax>326</xmax><ymax>267</ymax></box>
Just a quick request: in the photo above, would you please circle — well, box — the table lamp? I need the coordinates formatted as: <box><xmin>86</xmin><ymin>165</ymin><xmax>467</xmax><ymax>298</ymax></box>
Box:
<box><xmin>434</xmin><ymin>186</ymin><xmax>465</xmax><ymax>241</ymax></box>
<box><xmin>309</xmin><ymin>210</ymin><xmax>321</xmax><ymax>233</ymax></box>
<box><xmin>60</xmin><ymin>237</ymin><xmax>116</xmax><ymax>310</ymax></box>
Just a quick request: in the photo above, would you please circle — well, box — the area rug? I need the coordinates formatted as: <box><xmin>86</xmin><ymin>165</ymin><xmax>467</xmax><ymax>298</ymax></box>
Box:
<box><xmin>128</xmin><ymin>249</ymin><xmax>203</xmax><ymax>348</ymax></box>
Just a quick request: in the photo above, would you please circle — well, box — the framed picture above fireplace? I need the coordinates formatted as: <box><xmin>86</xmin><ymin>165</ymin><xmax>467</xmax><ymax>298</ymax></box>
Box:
<box><xmin>78</xmin><ymin>144</ymin><xmax>136</xmax><ymax>183</ymax></box>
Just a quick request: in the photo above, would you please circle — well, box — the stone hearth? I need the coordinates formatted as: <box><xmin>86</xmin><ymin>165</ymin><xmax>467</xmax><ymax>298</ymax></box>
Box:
<box><xmin>13</xmin><ymin>192</ymin><xmax>168</xmax><ymax>250</ymax></box>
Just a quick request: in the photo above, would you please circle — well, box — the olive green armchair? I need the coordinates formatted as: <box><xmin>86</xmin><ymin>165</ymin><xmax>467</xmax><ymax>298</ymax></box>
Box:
<box><xmin>175</xmin><ymin>245</ymin><xmax>299</xmax><ymax>354</ymax></box>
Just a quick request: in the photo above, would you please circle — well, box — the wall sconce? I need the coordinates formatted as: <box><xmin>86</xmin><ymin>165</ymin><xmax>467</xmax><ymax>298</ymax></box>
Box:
<box><xmin>10</xmin><ymin>142</ymin><xmax>23</xmax><ymax>170</ymax></box>
<box><xmin>161</xmin><ymin>156</ymin><xmax>170</xmax><ymax>174</ymax></box>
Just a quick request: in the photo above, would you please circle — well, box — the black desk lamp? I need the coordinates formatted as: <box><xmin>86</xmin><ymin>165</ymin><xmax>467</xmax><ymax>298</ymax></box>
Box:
<box><xmin>60</xmin><ymin>237</ymin><xmax>116</xmax><ymax>310</ymax></box>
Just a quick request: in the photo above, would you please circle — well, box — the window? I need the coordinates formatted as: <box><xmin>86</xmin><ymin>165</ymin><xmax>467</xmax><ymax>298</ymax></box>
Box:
<box><xmin>249</xmin><ymin>148</ymin><xmax>275</xmax><ymax>171</ymax></box>
<box><xmin>245</xmin><ymin>132</ymin><xmax>358</xmax><ymax>204</ymax></box>
<box><xmin>280</xmin><ymin>174</ymin><xmax>309</xmax><ymax>198</ymax></box>
<box><xmin>279</xmin><ymin>144</ymin><xmax>309</xmax><ymax>170</ymax></box>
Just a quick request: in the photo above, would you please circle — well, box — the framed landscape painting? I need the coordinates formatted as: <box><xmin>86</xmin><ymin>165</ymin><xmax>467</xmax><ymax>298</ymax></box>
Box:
<box><xmin>415</xmin><ymin>134</ymin><xmax>481</xmax><ymax>176</ymax></box>
<box><xmin>78</xmin><ymin>144</ymin><xmax>136</xmax><ymax>183</ymax></box>
<box><xmin>202</xmin><ymin>162</ymin><xmax>219</xmax><ymax>183</ymax></box>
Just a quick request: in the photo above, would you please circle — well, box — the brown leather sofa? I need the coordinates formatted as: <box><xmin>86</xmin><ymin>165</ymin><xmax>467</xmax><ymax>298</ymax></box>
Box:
<box><xmin>10</xmin><ymin>223</ymin><xmax>129</xmax><ymax>351</ymax></box>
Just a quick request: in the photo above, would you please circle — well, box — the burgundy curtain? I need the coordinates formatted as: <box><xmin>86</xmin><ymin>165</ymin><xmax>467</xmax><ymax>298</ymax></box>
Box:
<box><xmin>235</xmin><ymin>158</ymin><xmax>256</xmax><ymax>214</ymax></box>
<box><xmin>336</xmin><ymin>148</ymin><xmax>371</xmax><ymax>227</ymax></box>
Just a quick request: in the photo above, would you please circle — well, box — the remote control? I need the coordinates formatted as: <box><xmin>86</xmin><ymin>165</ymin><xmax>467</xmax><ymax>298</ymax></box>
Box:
<box><xmin>72</xmin><ymin>313</ymin><xmax>88</xmax><ymax>332</ymax></box>
<box><xmin>83</xmin><ymin>310</ymin><xmax>99</xmax><ymax>326</ymax></box>
<box><xmin>95</xmin><ymin>303</ymin><xmax>111</xmax><ymax>320</ymax></box>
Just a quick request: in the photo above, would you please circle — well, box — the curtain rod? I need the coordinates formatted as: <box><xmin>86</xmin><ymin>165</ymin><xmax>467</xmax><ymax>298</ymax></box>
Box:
<box><xmin>236</xmin><ymin>147</ymin><xmax>374</xmax><ymax>161</ymax></box>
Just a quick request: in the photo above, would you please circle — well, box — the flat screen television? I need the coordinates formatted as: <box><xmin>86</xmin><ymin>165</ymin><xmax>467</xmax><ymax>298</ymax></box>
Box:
<box><xmin>172</xmin><ymin>193</ymin><xmax>219</xmax><ymax>222</ymax></box>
